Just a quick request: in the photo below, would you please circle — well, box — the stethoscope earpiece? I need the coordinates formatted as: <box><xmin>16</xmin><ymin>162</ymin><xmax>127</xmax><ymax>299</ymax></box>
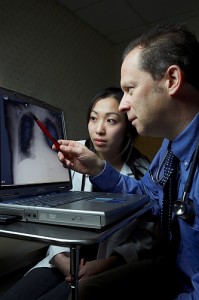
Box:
<box><xmin>173</xmin><ymin>198</ymin><xmax>195</xmax><ymax>220</ymax></box>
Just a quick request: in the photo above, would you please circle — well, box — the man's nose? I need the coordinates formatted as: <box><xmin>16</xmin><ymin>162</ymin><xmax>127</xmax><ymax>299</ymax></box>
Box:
<box><xmin>119</xmin><ymin>94</ymin><xmax>129</xmax><ymax>112</ymax></box>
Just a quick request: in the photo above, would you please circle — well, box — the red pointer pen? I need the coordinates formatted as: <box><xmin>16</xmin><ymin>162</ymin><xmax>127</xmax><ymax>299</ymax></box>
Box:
<box><xmin>30</xmin><ymin>113</ymin><xmax>61</xmax><ymax>151</ymax></box>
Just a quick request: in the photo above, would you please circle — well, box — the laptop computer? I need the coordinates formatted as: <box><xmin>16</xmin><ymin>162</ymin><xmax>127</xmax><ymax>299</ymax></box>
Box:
<box><xmin>0</xmin><ymin>87</ymin><xmax>151</xmax><ymax>229</ymax></box>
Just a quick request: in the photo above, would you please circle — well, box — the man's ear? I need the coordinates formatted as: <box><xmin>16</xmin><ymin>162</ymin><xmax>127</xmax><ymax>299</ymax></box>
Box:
<box><xmin>165</xmin><ymin>65</ymin><xmax>184</xmax><ymax>96</ymax></box>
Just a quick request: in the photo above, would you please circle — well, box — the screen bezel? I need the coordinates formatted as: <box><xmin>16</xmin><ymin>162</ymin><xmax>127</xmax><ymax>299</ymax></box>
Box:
<box><xmin>0</xmin><ymin>87</ymin><xmax>72</xmax><ymax>199</ymax></box>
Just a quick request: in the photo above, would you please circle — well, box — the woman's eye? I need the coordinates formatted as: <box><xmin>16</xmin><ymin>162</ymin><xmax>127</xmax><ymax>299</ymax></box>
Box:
<box><xmin>107</xmin><ymin>118</ymin><xmax>116</xmax><ymax>125</ymax></box>
<box><xmin>90</xmin><ymin>115</ymin><xmax>96</xmax><ymax>121</ymax></box>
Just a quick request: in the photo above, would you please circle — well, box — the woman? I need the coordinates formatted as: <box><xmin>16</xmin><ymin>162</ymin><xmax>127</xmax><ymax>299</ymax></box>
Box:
<box><xmin>73</xmin><ymin>86</ymin><xmax>149</xmax><ymax>191</ymax></box>
<box><xmin>2</xmin><ymin>87</ymin><xmax>151</xmax><ymax>300</ymax></box>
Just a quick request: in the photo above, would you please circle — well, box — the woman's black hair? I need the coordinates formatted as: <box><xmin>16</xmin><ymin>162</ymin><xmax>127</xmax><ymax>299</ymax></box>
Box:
<box><xmin>85</xmin><ymin>87</ymin><xmax>150</xmax><ymax>180</ymax></box>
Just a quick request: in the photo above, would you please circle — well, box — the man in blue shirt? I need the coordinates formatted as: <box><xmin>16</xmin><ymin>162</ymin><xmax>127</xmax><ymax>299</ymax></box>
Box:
<box><xmin>56</xmin><ymin>24</ymin><xmax>199</xmax><ymax>300</ymax></box>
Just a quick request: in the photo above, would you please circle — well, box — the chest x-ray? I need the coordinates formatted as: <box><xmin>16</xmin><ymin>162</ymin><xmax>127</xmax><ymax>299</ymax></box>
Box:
<box><xmin>1</xmin><ymin>93</ymin><xmax>69</xmax><ymax>186</ymax></box>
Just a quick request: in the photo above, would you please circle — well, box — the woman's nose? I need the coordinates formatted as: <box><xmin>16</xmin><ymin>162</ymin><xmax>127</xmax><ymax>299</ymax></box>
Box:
<box><xmin>95</xmin><ymin>122</ymin><xmax>105</xmax><ymax>135</ymax></box>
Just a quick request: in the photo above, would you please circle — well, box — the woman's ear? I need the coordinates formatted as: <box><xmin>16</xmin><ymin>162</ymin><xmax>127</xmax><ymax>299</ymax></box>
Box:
<box><xmin>165</xmin><ymin>65</ymin><xmax>184</xmax><ymax>96</ymax></box>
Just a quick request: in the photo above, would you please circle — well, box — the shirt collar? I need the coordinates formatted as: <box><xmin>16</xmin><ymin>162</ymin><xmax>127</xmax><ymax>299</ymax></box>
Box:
<box><xmin>169</xmin><ymin>113</ymin><xmax>199</xmax><ymax>170</ymax></box>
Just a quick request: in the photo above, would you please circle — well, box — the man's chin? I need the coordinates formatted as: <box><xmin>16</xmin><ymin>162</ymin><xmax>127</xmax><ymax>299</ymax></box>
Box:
<box><xmin>132</xmin><ymin>124</ymin><xmax>145</xmax><ymax>136</ymax></box>
<box><xmin>131</xmin><ymin>119</ymin><xmax>140</xmax><ymax>131</ymax></box>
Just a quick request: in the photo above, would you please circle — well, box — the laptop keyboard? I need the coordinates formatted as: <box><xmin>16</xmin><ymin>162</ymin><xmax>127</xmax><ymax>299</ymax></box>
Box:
<box><xmin>2</xmin><ymin>191</ymin><xmax>105</xmax><ymax>207</ymax></box>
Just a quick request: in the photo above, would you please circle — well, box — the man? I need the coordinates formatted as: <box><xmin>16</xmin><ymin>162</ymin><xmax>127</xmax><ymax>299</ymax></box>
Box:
<box><xmin>56</xmin><ymin>24</ymin><xmax>199</xmax><ymax>299</ymax></box>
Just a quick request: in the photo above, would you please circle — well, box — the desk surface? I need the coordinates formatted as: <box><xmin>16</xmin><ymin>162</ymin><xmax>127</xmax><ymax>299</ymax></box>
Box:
<box><xmin>0</xmin><ymin>200</ymin><xmax>155</xmax><ymax>246</ymax></box>
<box><xmin>0</xmin><ymin>200</ymin><xmax>155</xmax><ymax>300</ymax></box>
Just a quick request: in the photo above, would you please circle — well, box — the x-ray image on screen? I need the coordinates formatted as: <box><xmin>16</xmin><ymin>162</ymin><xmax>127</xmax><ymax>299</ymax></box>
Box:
<box><xmin>1</xmin><ymin>96</ymin><xmax>69</xmax><ymax>186</ymax></box>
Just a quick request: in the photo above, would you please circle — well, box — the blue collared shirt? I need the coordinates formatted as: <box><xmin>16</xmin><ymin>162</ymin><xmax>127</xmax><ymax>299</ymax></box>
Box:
<box><xmin>90</xmin><ymin>113</ymin><xmax>199</xmax><ymax>300</ymax></box>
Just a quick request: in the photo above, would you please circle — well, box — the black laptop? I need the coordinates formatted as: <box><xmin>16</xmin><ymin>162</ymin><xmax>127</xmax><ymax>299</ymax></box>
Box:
<box><xmin>0</xmin><ymin>87</ymin><xmax>150</xmax><ymax>229</ymax></box>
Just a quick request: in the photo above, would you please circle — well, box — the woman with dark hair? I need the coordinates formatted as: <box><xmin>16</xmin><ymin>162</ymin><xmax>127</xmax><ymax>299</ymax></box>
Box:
<box><xmin>2</xmin><ymin>87</ymin><xmax>155</xmax><ymax>300</ymax></box>
<box><xmin>85</xmin><ymin>87</ymin><xmax>149</xmax><ymax>180</ymax></box>
<box><xmin>72</xmin><ymin>87</ymin><xmax>150</xmax><ymax>194</ymax></box>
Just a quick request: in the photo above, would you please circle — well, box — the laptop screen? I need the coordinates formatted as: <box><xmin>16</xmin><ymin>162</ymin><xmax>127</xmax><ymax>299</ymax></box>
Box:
<box><xmin>0</xmin><ymin>87</ymin><xmax>72</xmax><ymax>198</ymax></box>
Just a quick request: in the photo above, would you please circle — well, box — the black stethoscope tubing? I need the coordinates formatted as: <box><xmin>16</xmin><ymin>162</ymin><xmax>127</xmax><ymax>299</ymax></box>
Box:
<box><xmin>182</xmin><ymin>141</ymin><xmax>199</xmax><ymax>198</ymax></box>
<box><xmin>173</xmin><ymin>139</ymin><xmax>199</xmax><ymax>219</ymax></box>
<box><xmin>149</xmin><ymin>150</ymin><xmax>169</xmax><ymax>183</ymax></box>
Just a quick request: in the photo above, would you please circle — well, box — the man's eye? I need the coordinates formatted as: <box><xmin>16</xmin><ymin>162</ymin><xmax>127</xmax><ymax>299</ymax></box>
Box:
<box><xmin>128</xmin><ymin>87</ymin><xmax>134</xmax><ymax>94</ymax></box>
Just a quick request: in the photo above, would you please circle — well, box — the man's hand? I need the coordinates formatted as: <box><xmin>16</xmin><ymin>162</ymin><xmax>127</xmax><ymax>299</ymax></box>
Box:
<box><xmin>52</xmin><ymin>140</ymin><xmax>105</xmax><ymax>177</ymax></box>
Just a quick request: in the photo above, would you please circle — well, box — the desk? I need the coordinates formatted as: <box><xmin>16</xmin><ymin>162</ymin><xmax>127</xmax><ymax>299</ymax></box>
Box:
<box><xmin>0</xmin><ymin>200</ymin><xmax>154</xmax><ymax>300</ymax></box>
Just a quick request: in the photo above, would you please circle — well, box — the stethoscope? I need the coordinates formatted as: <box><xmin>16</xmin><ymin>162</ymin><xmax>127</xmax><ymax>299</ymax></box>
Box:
<box><xmin>149</xmin><ymin>150</ymin><xmax>170</xmax><ymax>184</ymax></box>
<box><xmin>173</xmin><ymin>140</ymin><xmax>199</xmax><ymax>220</ymax></box>
<box><xmin>150</xmin><ymin>140</ymin><xmax>199</xmax><ymax>220</ymax></box>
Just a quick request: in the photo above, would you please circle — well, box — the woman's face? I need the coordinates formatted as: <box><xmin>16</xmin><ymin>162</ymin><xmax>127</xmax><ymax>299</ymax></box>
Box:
<box><xmin>88</xmin><ymin>97</ymin><xmax>127</xmax><ymax>160</ymax></box>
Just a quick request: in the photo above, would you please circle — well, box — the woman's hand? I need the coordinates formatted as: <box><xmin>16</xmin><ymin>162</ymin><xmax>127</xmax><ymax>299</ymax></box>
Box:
<box><xmin>65</xmin><ymin>256</ymin><xmax>122</xmax><ymax>283</ymax></box>
<box><xmin>53</xmin><ymin>252</ymin><xmax>70</xmax><ymax>276</ymax></box>
<box><xmin>52</xmin><ymin>140</ymin><xmax>105</xmax><ymax>177</ymax></box>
